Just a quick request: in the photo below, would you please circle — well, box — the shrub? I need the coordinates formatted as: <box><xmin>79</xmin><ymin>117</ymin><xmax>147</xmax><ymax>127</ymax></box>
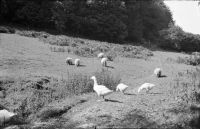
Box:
<box><xmin>106</xmin><ymin>50</ymin><xmax>118</xmax><ymax>61</ymax></box>
<box><xmin>18</xmin><ymin>29</ymin><xmax>153</xmax><ymax>60</ymax></box>
<box><xmin>0</xmin><ymin>26</ymin><xmax>15</xmax><ymax>33</ymax></box>
<box><xmin>160</xmin><ymin>24</ymin><xmax>200</xmax><ymax>52</ymax></box>
<box><xmin>177</xmin><ymin>54</ymin><xmax>200</xmax><ymax>66</ymax></box>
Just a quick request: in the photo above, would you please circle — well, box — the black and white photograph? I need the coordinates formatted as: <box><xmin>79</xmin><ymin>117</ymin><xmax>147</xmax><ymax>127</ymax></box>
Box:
<box><xmin>0</xmin><ymin>0</ymin><xmax>200</xmax><ymax>128</ymax></box>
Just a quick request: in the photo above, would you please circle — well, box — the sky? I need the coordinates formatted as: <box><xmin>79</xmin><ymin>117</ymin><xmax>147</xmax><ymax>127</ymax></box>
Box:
<box><xmin>164</xmin><ymin>1</ymin><xmax>200</xmax><ymax>34</ymax></box>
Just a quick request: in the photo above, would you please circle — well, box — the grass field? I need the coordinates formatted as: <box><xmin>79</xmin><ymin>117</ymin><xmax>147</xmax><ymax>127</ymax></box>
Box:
<box><xmin>0</xmin><ymin>31</ymin><xmax>200</xmax><ymax>128</ymax></box>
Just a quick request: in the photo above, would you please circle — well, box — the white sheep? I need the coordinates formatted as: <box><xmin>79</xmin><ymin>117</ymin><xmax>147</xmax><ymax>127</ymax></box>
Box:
<box><xmin>0</xmin><ymin>109</ymin><xmax>16</xmax><ymax>125</ymax></box>
<box><xmin>74</xmin><ymin>59</ymin><xmax>80</xmax><ymax>67</ymax></box>
<box><xmin>101</xmin><ymin>57</ymin><xmax>108</xmax><ymax>67</ymax></box>
<box><xmin>154</xmin><ymin>68</ymin><xmax>162</xmax><ymax>77</ymax></box>
<box><xmin>138</xmin><ymin>83</ymin><xmax>155</xmax><ymax>93</ymax></box>
<box><xmin>66</xmin><ymin>57</ymin><xmax>73</xmax><ymax>65</ymax></box>
<box><xmin>97</xmin><ymin>53</ymin><xmax>104</xmax><ymax>58</ymax></box>
<box><xmin>91</xmin><ymin>76</ymin><xmax>113</xmax><ymax>101</ymax></box>
<box><xmin>116</xmin><ymin>83</ymin><xmax>128</xmax><ymax>94</ymax></box>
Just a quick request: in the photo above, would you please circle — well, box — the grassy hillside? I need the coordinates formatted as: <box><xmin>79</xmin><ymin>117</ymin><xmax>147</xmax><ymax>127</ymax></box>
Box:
<box><xmin>0</xmin><ymin>31</ymin><xmax>200</xmax><ymax>129</ymax></box>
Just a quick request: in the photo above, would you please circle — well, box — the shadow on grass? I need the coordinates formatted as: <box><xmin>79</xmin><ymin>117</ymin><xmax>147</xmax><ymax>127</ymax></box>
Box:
<box><xmin>189</xmin><ymin>105</ymin><xmax>200</xmax><ymax>129</ymax></box>
<box><xmin>148</xmin><ymin>92</ymin><xmax>163</xmax><ymax>95</ymax></box>
<box><xmin>77</xmin><ymin>64</ymin><xmax>86</xmax><ymax>67</ymax></box>
<box><xmin>66</xmin><ymin>64</ymin><xmax>86</xmax><ymax>67</ymax></box>
<box><xmin>105</xmin><ymin>65</ymin><xmax>115</xmax><ymax>69</ymax></box>
<box><xmin>124</xmin><ymin>93</ymin><xmax>137</xmax><ymax>95</ymax></box>
<box><xmin>105</xmin><ymin>99</ymin><xmax>123</xmax><ymax>103</ymax></box>
<box><xmin>159</xmin><ymin>75</ymin><xmax>167</xmax><ymax>78</ymax></box>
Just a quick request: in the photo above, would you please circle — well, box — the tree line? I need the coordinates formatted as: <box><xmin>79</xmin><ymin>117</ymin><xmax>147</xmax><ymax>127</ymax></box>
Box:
<box><xmin>0</xmin><ymin>0</ymin><xmax>200</xmax><ymax>52</ymax></box>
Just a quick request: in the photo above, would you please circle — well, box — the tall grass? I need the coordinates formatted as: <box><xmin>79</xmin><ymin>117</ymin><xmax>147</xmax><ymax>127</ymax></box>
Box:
<box><xmin>169</xmin><ymin>68</ymin><xmax>200</xmax><ymax>129</ymax></box>
<box><xmin>176</xmin><ymin>54</ymin><xmax>200</xmax><ymax>66</ymax></box>
<box><xmin>94</xmin><ymin>69</ymin><xmax>121</xmax><ymax>90</ymax></box>
<box><xmin>4</xmin><ymin>69</ymin><xmax>121</xmax><ymax>124</ymax></box>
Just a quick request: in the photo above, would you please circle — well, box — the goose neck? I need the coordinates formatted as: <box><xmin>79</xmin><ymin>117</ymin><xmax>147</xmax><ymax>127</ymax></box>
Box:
<box><xmin>93</xmin><ymin>78</ymin><xmax>98</xmax><ymax>86</ymax></box>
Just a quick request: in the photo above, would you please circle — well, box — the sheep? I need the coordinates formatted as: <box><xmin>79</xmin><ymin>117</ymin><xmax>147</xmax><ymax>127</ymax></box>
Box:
<box><xmin>0</xmin><ymin>109</ymin><xmax>16</xmax><ymax>125</ymax></box>
<box><xmin>154</xmin><ymin>68</ymin><xmax>162</xmax><ymax>77</ymax></box>
<box><xmin>66</xmin><ymin>57</ymin><xmax>73</xmax><ymax>65</ymax></box>
<box><xmin>116</xmin><ymin>83</ymin><xmax>128</xmax><ymax>94</ymax></box>
<box><xmin>101</xmin><ymin>57</ymin><xmax>108</xmax><ymax>67</ymax></box>
<box><xmin>91</xmin><ymin>76</ymin><xmax>113</xmax><ymax>101</ymax></box>
<box><xmin>97</xmin><ymin>53</ymin><xmax>104</xmax><ymax>58</ymax></box>
<box><xmin>74</xmin><ymin>59</ymin><xmax>80</xmax><ymax>67</ymax></box>
<box><xmin>138</xmin><ymin>83</ymin><xmax>155</xmax><ymax>93</ymax></box>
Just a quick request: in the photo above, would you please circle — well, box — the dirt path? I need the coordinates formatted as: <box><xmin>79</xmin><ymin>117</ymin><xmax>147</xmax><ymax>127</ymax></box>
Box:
<box><xmin>0</xmin><ymin>33</ymin><xmax>195</xmax><ymax>128</ymax></box>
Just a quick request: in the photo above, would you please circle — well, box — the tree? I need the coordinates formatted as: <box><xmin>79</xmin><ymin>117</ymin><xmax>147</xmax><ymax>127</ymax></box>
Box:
<box><xmin>0</xmin><ymin>0</ymin><xmax>173</xmax><ymax>44</ymax></box>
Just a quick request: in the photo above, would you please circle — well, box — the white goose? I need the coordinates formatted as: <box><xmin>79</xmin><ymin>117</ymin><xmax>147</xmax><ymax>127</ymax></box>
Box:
<box><xmin>101</xmin><ymin>57</ymin><xmax>108</xmax><ymax>67</ymax></box>
<box><xmin>97</xmin><ymin>53</ymin><xmax>104</xmax><ymax>58</ymax></box>
<box><xmin>138</xmin><ymin>83</ymin><xmax>155</xmax><ymax>93</ymax></box>
<box><xmin>74</xmin><ymin>59</ymin><xmax>80</xmax><ymax>67</ymax></box>
<box><xmin>154</xmin><ymin>68</ymin><xmax>162</xmax><ymax>77</ymax></box>
<box><xmin>91</xmin><ymin>76</ymin><xmax>113</xmax><ymax>101</ymax></box>
<box><xmin>0</xmin><ymin>109</ymin><xmax>16</xmax><ymax>125</ymax></box>
<box><xmin>116</xmin><ymin>83</ymin><xmax>128</xmax><ymax>94</ymax></box>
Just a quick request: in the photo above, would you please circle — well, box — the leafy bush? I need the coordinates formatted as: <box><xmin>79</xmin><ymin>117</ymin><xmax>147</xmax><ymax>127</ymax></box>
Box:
<box><xmin>177</xmin><ymin>54</ymin><xmax>200</xmax><ymax>66</ymax></box>
<box><xmin>0</xmin><ymin>26</ymin><xmax>15</xmax><ymax>33</ymax></box>
<box><xmin>160</xmin><ymin>24</ymin><xmax>200</xmax><ymax>52</ymax></box>
<box><xmin>106</xmin><ymin>50</ymin><xmax>118</xmax><ymax>61</ymax></box>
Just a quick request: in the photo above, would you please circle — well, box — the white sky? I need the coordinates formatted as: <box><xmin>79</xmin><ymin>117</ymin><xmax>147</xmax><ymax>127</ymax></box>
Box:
<box><xmin>164</xmin><ymin>1</ymin><xmax>200</xmax><ymax>34</ymax></box>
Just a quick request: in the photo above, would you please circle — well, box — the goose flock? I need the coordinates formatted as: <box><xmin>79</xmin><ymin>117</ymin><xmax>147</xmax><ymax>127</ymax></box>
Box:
<box><xmin>0</xmin><ymin>52</ymin><xmax>163</xmax><ymax>127</ymax></box>
<box><xmin>66</xmin><ymin>52</ymin><xmax>163</xmax><ymax>101</ymax></box>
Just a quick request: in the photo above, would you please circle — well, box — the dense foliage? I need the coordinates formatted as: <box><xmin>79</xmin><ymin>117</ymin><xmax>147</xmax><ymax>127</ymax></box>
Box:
<box><xmin>159</xmin><ymin>23</ymin><xmax>200</xmax><ymax>52</ymax></box>
<box><xmin>1</xmin><ymin>0</ymin><xmax>200</xmax><ymax>52</ymax></box>
<box><xmin>0</xmin><ymin>0</ymin><xmax>172</xmax><ymax>42</ymax></box>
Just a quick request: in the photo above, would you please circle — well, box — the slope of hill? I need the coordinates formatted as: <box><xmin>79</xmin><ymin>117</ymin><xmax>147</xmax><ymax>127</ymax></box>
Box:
<box><xmin>0</xmin><ymin>32</ymin><xmax>200</xmax><ymax>129</ymax></box>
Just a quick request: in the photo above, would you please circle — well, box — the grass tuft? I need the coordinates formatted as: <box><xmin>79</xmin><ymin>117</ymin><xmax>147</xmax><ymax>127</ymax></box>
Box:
<box><xmin>2</xmin><ymin>69</ymin><xmax>121</xmax><ymax>125</ymax></box>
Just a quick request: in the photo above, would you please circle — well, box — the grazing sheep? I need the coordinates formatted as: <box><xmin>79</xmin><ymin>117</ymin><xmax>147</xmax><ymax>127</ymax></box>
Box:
<box><xmin>74</xmin><ymin>59</ymin><xmax>80</xmax><ymax>67</ymax></box>
<box><xmin>0</xmin><ymin>109</ymin><xmax>16</xmax><ymax>125</ymax></box>
<box><xmin>66</xmin><ymin>57</ymin><xmax>73</xmax><ymax>65</ymax></box>
<box><xmin>101</xmin><ymin>57</ymin><xmax>108</xmax><ymax>67</ymax></box>
<box><xmin>91</xmin><ymin>76</ymin><xmax>113</xmax><ymax>101</ymax></box>
<box><xmin>116</xmin><ymin>83</ymin><xmax>128</xmax><ymax>94</ymax></box>
<box><xmin>138</xmin><ymin>83</ymin><xmax>155</xmax><ymax>93</ymax></box>
<box><xmin>97</xmin><ymin>53</ymin><xmax>104</xmax><ymax>58</ymax></box>
<box><xmin>154</xmin><ymin>68</ymin><xmax>162</xmax><ymax>77</ymax></box>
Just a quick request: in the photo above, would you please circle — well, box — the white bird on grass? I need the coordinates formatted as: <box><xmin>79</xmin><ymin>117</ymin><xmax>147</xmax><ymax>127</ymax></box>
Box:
<box><xmin>91</xmin><ymin>76</ymin><xmax>113</xmax><ymax>101</ymax></box>
<box><xmin>101</xmin><ymin>57</ymin><xmax>108</xmax><ymax>67</ymax></box>
<box><xmin>66</xmin><ymin>57</ymin><xmax>73</xmax><ymax>65</ymax></box>
<box><xmin>97</xmin><ymin>53</ymin><xmax>104</xmax><ymax>58</ymax></box>
<box><xmin>0</xmin><ymin>109</ymin><xmax>16</xmax><ymax>125</ymax></box>
<box><xmin>116</xmin><ymin>83</ymin><xmax>128</xmax><ymax>94</ymax></box>
<box><xmin>154</xmin><ymin>68</ymin><xmax>162</xmax><ymax>77</ymax></box>
<box><xmin>138</xmin><ymin>83</ymin><xmax>155</xmax><ymax>93</ymax></box>
<box><xmin>74</xmin><ymin>59</ymin><xmax>80</xmax><ymax>67</ymax></box>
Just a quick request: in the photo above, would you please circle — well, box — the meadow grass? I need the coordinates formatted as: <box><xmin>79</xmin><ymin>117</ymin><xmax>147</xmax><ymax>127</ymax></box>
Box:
<box><xmin>176</xmin><ymin>54</ymin><xmax>200</xmax><ymax>66</ymax></box>
<box><xmin>168</xmin><ymin>67</ymin><xmax>200</xmax><ymax>129</ymax></box>
<box><xmin>0</xmin><ymin>69</ymin><xmax>121</xmax><ymax>126</ymax></box>
<box><xmin>17</xmin><ymin>30</ymin><xmax>153</xmax><ymax>60</ymax></box>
